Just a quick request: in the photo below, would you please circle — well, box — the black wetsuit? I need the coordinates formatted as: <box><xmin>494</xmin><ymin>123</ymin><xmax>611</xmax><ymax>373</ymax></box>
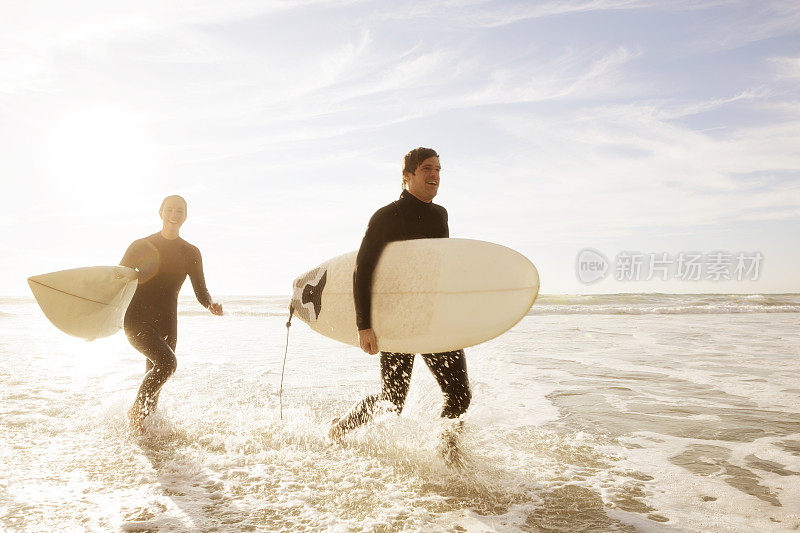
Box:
<box><xmin>340</xmin><ymin>190</ymin><xmax>471</xmax><ymax>431</ymax></box>
<box><xmin>120</xmin><ymin>233</ymin><xmax>213</xmax><ymax>417</ymax></box>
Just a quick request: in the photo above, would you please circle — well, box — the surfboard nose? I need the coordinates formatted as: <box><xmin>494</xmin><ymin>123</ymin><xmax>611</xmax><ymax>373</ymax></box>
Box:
<box><xmin>26</xmin><ymin>266</ymin><xmax>138</xmax><ymax>340</ymax></box>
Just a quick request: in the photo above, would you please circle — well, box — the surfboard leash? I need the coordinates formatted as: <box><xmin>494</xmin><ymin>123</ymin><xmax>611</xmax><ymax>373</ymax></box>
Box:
<box><xmin>279</xmin><ymin>304</ymin><xmax>294</xmax><ymax>421</ymax></box>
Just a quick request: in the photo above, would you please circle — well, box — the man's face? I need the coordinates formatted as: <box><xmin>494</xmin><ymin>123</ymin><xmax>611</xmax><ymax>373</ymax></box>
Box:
<box><xmin>160</xmin><ymin>198</ymin><xmax>187</xmax><ymax>230</ymax></box>
<box><xmin>404</xmin><ymin>156</ymin><xmax>440</xmax><ymax>203</ymax></box>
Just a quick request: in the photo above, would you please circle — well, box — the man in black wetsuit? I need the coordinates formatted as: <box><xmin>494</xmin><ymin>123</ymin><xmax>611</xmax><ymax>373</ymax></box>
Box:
<box><xmin>120</xmin><ymin>195</ymin><xmax>223</xmax><ymax>432</ymax></box>
<box><xmin>329</xmin><ymin>147</ymin><xmax>472</xmax><ymax>445</ymax></box>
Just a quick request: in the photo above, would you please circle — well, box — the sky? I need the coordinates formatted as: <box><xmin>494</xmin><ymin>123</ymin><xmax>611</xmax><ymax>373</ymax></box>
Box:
<box><xmin>1</xmin><ymin>0</ymin><xmax>798</xmax><ymax>296</ymax></box>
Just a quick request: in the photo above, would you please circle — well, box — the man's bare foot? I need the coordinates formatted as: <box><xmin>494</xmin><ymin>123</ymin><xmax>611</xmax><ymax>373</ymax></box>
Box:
<box><xmin>437</xmin><ymin>420</ymin><xmax>465</xmax><ymax>469</ymax></box>
<box><xmin>128</xmin><ymin>404</ymin><xmax>146</xmax><ymax>434</ymax></box>
<box><xmin>328</xmin><ymin>417</ymin><xmax>345</xmax><ymax>442</ymax></box>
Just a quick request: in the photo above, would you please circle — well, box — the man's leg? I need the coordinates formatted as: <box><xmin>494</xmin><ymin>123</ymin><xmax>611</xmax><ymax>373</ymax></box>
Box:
<box><xmin>126</xmin><ymin>327</ymin><xmax>178</xmax><ymax>430</ymax></box>
<box><xmin>421</xmin><ymin>349</ymin><xmax>471</xmax><ymax>418</ymax></box>
<box><xmin>140</xmin><ymin>330</ymin><xmax>177</xmax><ymax>415</ymax></box>
<box><xmin>422</xmin><ymin>349</ymin><xmax>471</xmax><ymax>465</ymax></box>
<box><xmin>330</xmin><ymin>352</ymin><xmax>415</xmax><ymax>438</ymax></box>
<box><xmin>378</xmin><ymin>352</ymin><xmax>416</xmax><ymax>412</ymax></box>
<box><xmin>148</xmin><ymin>330</ymin><xmax>177</xmax><ymax>413</ymax></box>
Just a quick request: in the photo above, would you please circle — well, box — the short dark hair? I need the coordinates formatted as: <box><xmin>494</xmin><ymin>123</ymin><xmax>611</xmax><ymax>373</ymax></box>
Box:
<box><xmin>402</xmin><ymin>147</ymin><xmax>438</xmax><ymax>188</ymax></box>
<box><xmin>159</xmin><ymin>195</ymin><xmax>187</xmax><ymax>213</ymax></box>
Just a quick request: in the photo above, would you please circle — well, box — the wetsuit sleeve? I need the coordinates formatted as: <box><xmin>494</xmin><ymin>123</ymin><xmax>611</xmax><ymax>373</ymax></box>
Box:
<box><xmin>441</xmin><ymin>206</ymin><xmax>449</xmax><ymax>238</ymax></box>
<box><xmin>188</xmin><ymin>246</ymin><xmax>214</xmax><ymax>309</ymax></box>
<box><xmin>120</xmin><ymin>240</ymin><xmax>145</xmax><ymax>272</ymax></box>
<box><xmin>353</xmin><ymin>208</ymin><xmax>396</xmax><ymax>331</ymax></box>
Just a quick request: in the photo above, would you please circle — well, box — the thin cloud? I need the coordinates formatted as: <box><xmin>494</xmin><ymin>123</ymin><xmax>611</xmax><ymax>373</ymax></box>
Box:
<box><xmin>689</xmin><ymin>1</ymin><xmax>800</xmax><ymax>52</ymax></box>
<box><xmin>0</xmin><ymin>0</ymin><xmax>362</xmax><ymax>95</ymax></box>
<box><xmin>146</xmin><ymin>43</ymin><xmax>641</xmax><ymax>166</ymax></box>
<box><xmin>375</xmin><ymin>0</ymin><xmax>732</xmax><ymax>28</ymax></box>
<box><xmin>656</xmin><ymin>89</ymin><xmax>773</xmax><ymax>120</ymax></box>
<box><xmin>0</xmin><ymin>1</ymin><xmax>359</xmax><ymax>47</ymax></box>
<box><xmin>478</xmin><ymin>99</ymin><xmax>800</xmax><ymax>238</ymax></box>
<box><xmin>769</xmin><ymin>56</ymin><xmax>800</xmax><ymax>79</ymax></box>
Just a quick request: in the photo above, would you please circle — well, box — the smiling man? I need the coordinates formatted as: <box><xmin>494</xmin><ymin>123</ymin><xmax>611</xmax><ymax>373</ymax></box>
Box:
<box><xmin>120</xmin><ymin>195</ymin><xmax>223</xmax><ymax>432</ymax></box>
<box><xmin>329</xmin><ymin>148</ymin><xmax>472</xmax><ymax>455</ymax></box>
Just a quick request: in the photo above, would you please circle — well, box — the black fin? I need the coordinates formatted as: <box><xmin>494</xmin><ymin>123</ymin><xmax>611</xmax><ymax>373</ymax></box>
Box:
<box><xmin>301</xmin><ymin>270</ymin><xmax>327</xmax><ymax>320</ymax></box>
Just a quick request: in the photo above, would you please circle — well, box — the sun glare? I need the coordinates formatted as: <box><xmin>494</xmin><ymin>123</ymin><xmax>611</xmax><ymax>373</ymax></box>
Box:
<box><xmin>44</xmin><ymin>104</ymin><xmax>156</xmax><ymax>200</ymax></box>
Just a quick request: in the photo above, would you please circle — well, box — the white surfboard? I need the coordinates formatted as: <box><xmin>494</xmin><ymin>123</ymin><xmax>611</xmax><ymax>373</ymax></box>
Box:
<box><xmin>27</xmin><ymin>266</ymin><xmax>138</xmax><ymax>340</ymax></box>
<box><xmin>291</xmin><ymin>238</ymin><xmax>539</xmax><ymax>353</ymax></box>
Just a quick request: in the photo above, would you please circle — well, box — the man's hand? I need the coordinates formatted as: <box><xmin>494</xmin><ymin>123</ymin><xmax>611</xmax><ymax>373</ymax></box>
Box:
<box><xmin>358</xmin><ymin>328</ymin><xmax>378</xmax><ymax>355</ymax></box>
<box><xmin>208</xmin><ymin>302</ymin><xmax>224</xmax><ymax>316</ymax></box>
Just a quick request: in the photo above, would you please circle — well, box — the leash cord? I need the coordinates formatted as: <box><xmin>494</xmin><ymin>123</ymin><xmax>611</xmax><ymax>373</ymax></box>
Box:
<box><xmin>280</xmin><ymin>305</ymin><xmax>294</xmax><ymax>421</ymax></box>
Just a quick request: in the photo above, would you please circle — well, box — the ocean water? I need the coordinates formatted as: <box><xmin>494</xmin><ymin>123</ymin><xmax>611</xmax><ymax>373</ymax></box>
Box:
<box><xmin>1</xmin><ymin>294</ymin><xmax>799</xmax><ymax>532</ymax></box>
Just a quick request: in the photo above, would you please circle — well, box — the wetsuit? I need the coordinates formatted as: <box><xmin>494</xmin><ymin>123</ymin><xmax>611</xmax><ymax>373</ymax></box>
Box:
<box><xmin>120</xmin><ymin>233</ymin><xmax>213</xmax><ymax>417</ymax></box>
<box><xmin>340</xmin><ymin>190</ymin><xmax>471</xmax><ymax>431</ymax></box>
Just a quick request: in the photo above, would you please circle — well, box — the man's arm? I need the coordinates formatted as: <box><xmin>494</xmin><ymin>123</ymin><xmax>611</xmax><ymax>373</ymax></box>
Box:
<box><xmin>353</xmin><ymin>206</ymin><xmax>396</xmax><ymax>335</ymax></box>
<box><xmin>120</xmin><ymin>240</ymin><xmax>145</xmax><ymax>277</ymax></box>
<box><xmin>437</xmin><ymin>204</ymin><xmax>449</xmax><ymax>238</ymax></box>
<box><xmin>188</xmin><ymin>246</ymin><xmax>223</xmax><ymax>315</ymax></box>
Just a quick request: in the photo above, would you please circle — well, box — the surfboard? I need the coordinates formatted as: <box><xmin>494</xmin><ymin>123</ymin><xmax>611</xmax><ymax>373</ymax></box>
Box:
<box><xmin>27</xmin><ymin>266</ymin><xmax>138</xmax><ymax>340</ymax></box>
<box><xmin>291</xmin><ymin>238</ymin><xmax>539</xmax><ymax>353</ymax></box>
